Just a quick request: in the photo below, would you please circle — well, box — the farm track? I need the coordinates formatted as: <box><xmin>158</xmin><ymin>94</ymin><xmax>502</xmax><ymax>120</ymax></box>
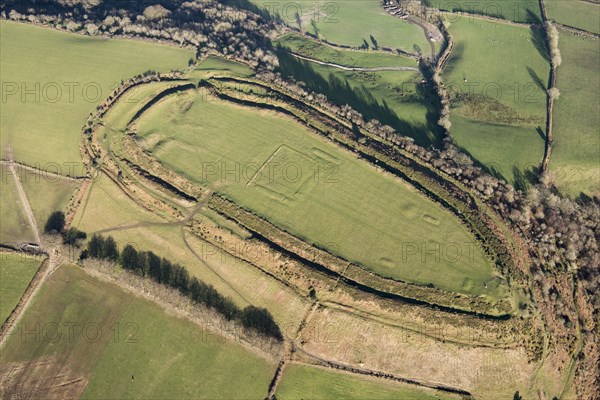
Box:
<box><xmin>0</xmin><ymin>248</ymin><xmax>61</xmax><ymax>349</ymax></box>
<box><xmin>288</xmin><ymin>52</ymin><xmax>420</xmax><ymax>72</ymax></box>
<box><xmin>266</xmin><ymin>303</ymin><xmax>318</xmax><ymax>399</ymax></box>
<box><xmin>4</xmin><ymin>147</ymin><xmax>41</xmax><ymax>244</ymax></box>
<box><xmin>0</xmin><ymin>160</ymin><xmax>85</xmax><ymax>181</ymax></box>
<box><xmin>406</xmin><ymin>15</ymin><xmax>437</xmax><ymax>59</ymax></box>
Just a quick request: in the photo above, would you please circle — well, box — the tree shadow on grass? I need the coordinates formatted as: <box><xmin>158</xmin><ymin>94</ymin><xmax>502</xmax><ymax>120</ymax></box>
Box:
<box><xmin>527</xmin><ymin>66</ymin><xmax>547</xmax><ymax>91</ymax></box>
<box><xmin>530</xmin><ymin>25</ymin><xmax>549</xmax><ymax>63</ymax></box>
<box><xmin>276</xmin><ymin>48</ymin><xmax>444</xmax><ymax>147</ymax></box>
<box><xmin>513</xmin><ymin>165</ymin><xmax>540</xmax><ymax>193</ymax></box>
<box><xmin>535</xmin><ymin>126</ymin><xmax>546</xmax><ymax>141</ymax></box>
<box><xmin>525</xmin><ymin>8</ymin><xmax>543</xmax><ymax>26</ymax></box>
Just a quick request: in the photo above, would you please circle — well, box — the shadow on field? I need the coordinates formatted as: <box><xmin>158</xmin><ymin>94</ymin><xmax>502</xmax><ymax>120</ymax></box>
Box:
<box><xmin>525</xmin><ymin>9</ymin><xmax>543</xmax><ymax>26</ymax></box>
<box><xmin>527</xmin><ymin>66</ymin><xmax>547</xmax><ymax>91</ymax></box>
<box><xmin>276</xmin><ymin>48</ymin><xmax>444</xmax><ymax>147</ymax></box>
<box><xmin>442</xmin><ymin>42</ymin><xmax>464</xmax><ymax>77</ymax></box>
<box><xmin>535</xmin><ymin>126</ymin><xmax>546</xmax><ymax>141</ymax></box>
<box><xmin>530</xmin><ymin>26</ymin><xmax>549</xmax><ymax>62</ymax></box>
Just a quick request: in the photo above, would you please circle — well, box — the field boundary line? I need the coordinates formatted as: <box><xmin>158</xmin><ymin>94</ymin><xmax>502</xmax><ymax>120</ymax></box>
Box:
<box><xmin>320</xmin><ymin>300</ymin><xmax>520</xmax><ymax>349</ymax></box>
<box><xmin>438</xmin><ymin>10</ymin><xmax>541</xmax><ymax>27</ymax></box>
<box><xmin>280</xmin><ymin>29</ymin><xmax>419</xmax><ymax>59</ymax></box>
<box><xmin>555</xmin><ymin>22</ymin><xmax>600</xmax><ymax>38</ymax></box>
<box><xmin>0</xmin><ymin>160</ymin><xmax>86</xmax><ymax>181</ymax></box>
<box><xmin>292</xmin><ymin>343</ymin><xmax>472</xmax><ymax>396</ymax></box>
<box><xmin>0</xmin><ymin>255</ymin><xmax>49</xmax><ymax>348</ymax></box>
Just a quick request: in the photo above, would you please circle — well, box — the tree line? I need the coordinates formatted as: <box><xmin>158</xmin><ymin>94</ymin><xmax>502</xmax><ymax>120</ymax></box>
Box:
<box><xmin>85</xmin><ymin>234</ymin><xmax>283</xmax><ymax>340</ymax></box>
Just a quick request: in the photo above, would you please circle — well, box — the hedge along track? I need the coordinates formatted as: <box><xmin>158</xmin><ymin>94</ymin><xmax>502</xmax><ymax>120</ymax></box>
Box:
<box><xmin>82</xmin><ymin>74</ymin><xmax>535</xmax><ymax>321</ymax></box>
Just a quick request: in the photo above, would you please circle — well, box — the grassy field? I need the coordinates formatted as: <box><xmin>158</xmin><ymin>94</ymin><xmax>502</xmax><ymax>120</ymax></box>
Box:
<box><xmin>276</xmin><ymin>33</ymin><xmax>419</xmax><ymax>68</ymax></box>
<box><xmin>434</xmin><ymin>0</ymin><xmax>541</xmax><ymax>22</ymax></box>
<box><xmin>0</xmin><ymin>21</ymin><xmax>193</xmax><ymax>174</ymax></box>
<box><xmin>73</xmin><ymin>173</ymin><xmax>309</xmax><ymax>331</ymax></box>
<box><xmin>546</xmin><ymin>0</ymin><xmax>600</xmax><ymax>34</ymax></box>
<box><xmin>443</xmin><ymin>17</ymin><xmax>549</xmax><ymax>182</ymax></box>
<box><xmin>0</xmin><ymin>253</ymin><xmax>40</xmax><ymax>325</ymax></box>
<box><xmin>0</xmin><ymin>171</ymin><xmax>37</xmax><ymax>245</ymax></box>
<box><xmin>277</xmin><ymin>51</ymin><xmax>442</xmax><ymax>147</ymax></box>
<box><xmin>550</xmin><ymin>32</ymin><xmax>600</xmax><ymax>196</ymax></box>
<box><xmin>0</xmin><ymin>264</ymin><xmax>276</xmax><ymax>399</ymax></box>
<box><xmin>250</xmin><ymin>0</ymin><xmax>429</xmax><ymax>53</ymax></box>
<box><xmin>134</xmin><ymin>87</ymin><xmax>506</xmax><ymax>300</ymax></box>
<box><xmin>20</xmin><ymin>173</ymin><xmax>79</xmax><ymax>234</ymax></box>
<box><xmin>299</xmin><ymin>307</ymin><xmax>551</xmax><ymax>400</ymax></box>
<box><xmin>276</xmin><ymin>363</ymin><xmax>460</xmax><ymax>400</ymax></box>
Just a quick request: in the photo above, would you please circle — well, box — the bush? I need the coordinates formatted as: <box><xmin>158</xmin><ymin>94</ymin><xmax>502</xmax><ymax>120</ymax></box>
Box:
<box><xmin>63</xmin><ymin>228</ymin><xmax>87</xmax><ymax>246</ymax></box>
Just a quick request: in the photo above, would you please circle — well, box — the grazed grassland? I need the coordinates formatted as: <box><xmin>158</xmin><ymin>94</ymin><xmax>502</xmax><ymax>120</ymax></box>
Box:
<box><xmin>0</xmin><ymin>253</ymin><xmax>40</xmax><ymax>325</ymax></box>
<box><xmin>19</xmin><ymin>172</ymin><xmax>79</xmax><ymax>234</ymax></box>
<box><xmin>546</xmin><ymin>0</ymin><xmax>600</xmax><ymax>34</ymax></box>
<box><xmin>0</xmin><ymin>21</ymin><xmax>193</xmax><ymax>174</ymax></box>
<box><xmin>72</xmin><ymin>172</ymin><xmax>309</xmax><ymax>331</ymax></box>
<box><xmin>0</xmin><ymin>170</ymin><xmax>36</xmax><ymax>245</ymax></box>
<box><xmin>133</xmin><ymin>86</ymin><xmax>506</xmax><ymax>299</ymax></box>
<box><xmin>433</xmin><ymin>0</ymin><xmax>541</xmax><ymax>22</ymax></box>
<box><xmin>249</xmin><ymin>0</ymin><xmax>430</xmax><ymax>52</ymax></box>
<box><xmin>276</xmin><ymin>363</ymin><xmax>460</xmax><ymax>400</ymax></box>
<box><xmin>550</xmin><ymin>32</ymin><xmax>600</xmax><ymax>196</ymax></box>
<box><xmin>0</xmin><ymin>264</ymin><xmax>276</xmax><ymax>399</ymax></box>
<box><xmin>277</xmin><ymin>51</ymin><xmax>442</xmax><ymax>147</ymax></box>
<box><xmin>443</xmin><ymin>17</ymin><xmax>549</xmax><ymax>182</ymax></box>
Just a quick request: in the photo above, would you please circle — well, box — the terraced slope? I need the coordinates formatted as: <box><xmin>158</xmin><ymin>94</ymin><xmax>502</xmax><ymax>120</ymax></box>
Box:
<box><xmin>132</xmin><ymin>83</ymin><xmax>506</xmax><ymax>300</ymax></box>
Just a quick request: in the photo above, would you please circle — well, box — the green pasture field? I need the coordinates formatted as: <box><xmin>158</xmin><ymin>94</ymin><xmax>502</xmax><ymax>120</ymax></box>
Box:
<box><xmin>19</xmin><ymin>172</ymin><xmax>79</xmax><ymax>234</ymax></box>
<box><xmin>434</xmin><ymin>0</ymin><xmax>541</xmax><ymax>22</ymax></box>
<box><xmin>73</xmin><ymin>173</ymin><xmax>309</xmax><ymax>331</ymax></box>
<box><xmin>276</xmin><ymin>363</ymin><xmax>460</xmax><ymax>400</ymax></box>
<box><xmin>0</xmin><ymin>264</ymin><xmax>275</xmax><ymax>399</ymax></box>
<box><xmin>550</xmin><ymin>32</ymin><xmax>600</xmax><ymax>196</ymax></box>
<box><xmin>275</xmin><ymin>33</ymin><xmax>419</xmax><ymax>68</ymax></box>
<box><xmin>249</xmin><ymin>0</ymin><xmax>429</xmax><ymax>53</ymax></box>
<box><xmin>451</xmin><ymin>115</ymin><xmax>544</xmax><ymax>183</ymax></box>
<box><xmin>0</xmin><ymin>21</ymin><xmax>193</xmax><ymax>174</ymax></box>
<box><xmin>0</xmin><ymin>253</ymin><xmax>40</xmax><ymax>325</ymax></box>
<box><xmin>0</xmin><ymin>171</ymin><xmax>36</xmax><ymax>245</ymax></box>
<box><xmin>277</xmin><ymin>51</ymin><xmax>442</xmax><ymax>147</ymax></box>
<box><xmin>443</xmin><ymin>17</ymin><xmax>549</xmax><ymax>182</ymax></box>
<box><xmin>134</xmin><ymin>87</ymin><xmax>507</xmax><ymax>300</ymax></box>
<box><xmin>546</xmin><ymin>0</ymin><xmax>600</xmax><ymax>34</ymax></box>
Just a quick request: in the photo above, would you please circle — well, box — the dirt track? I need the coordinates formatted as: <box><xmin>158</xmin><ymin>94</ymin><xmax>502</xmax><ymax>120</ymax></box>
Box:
<box><xmin>0</xmin><ymin>248</ymin><xmax>62</xmax><ymax>348</ymax></box>
<box><xmin>4</xmin><ymin>146</ymin><xmax>41</xmax><ymax>244</ymax></box>
<box><xmin>289</xmin><ymin>52</ymin><xmax>420</xmax><ymax>72</ymax></box>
